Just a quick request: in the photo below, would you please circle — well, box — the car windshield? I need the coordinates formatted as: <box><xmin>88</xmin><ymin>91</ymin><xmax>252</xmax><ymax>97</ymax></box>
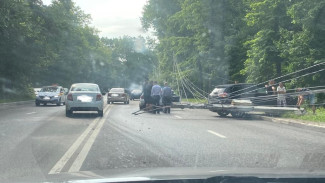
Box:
<box><xmin>1</xmin><ymin>0</ymin><xmax>325</xmax><ymax>182</ymax></box>
<box><xmin>71</xmin><ymin>85</ymin><xmax>99</xmax><ymax>92</ymax></box>
<box><xmin>40</xmin><ymin>87</ymin><xmax>59</xmax><ymax>92</ymax></box>
<box><xmin>110</xmin><ymin>88</ymin><xmax>124</xmax><ymax>93</ymax></box>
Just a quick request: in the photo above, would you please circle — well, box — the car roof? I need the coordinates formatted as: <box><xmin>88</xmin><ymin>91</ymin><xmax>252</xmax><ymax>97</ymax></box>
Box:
<box><xmin>42</xmin><ymin>86</ymin><xmax>62</xmax><ymax>88</ymax></box>
<box><xmin>215</xmin><ymin>83</ymin><xmax>255</xmax><ymax>88</ymax></box>
<box><xmin>72</xmin><ymin>83</ymin><xmax>98</xmax><ymax>86</ymax></box>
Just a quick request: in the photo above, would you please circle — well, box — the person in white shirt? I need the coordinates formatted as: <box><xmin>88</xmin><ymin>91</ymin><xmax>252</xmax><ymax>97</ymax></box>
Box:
<box><xmin>277</xmin><ymin>82</ymin><xmax>286</xmax><ymax>107</ymax></box>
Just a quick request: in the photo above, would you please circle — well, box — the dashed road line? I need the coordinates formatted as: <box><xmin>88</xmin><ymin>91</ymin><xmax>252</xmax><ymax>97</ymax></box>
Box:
<box><xmin>26</xmin><ymin>112</ymin><xmax>36</xmax><ymax>115</ymax></box>
<box><xmin>207</xmin><ymin>130</ymin><xmax>227</xmax><ymax>138</ymax></box>
<box><xmin>174</xmin><ymin>115</ymin><xmax>182</xmax><ymax>119</ymax></box>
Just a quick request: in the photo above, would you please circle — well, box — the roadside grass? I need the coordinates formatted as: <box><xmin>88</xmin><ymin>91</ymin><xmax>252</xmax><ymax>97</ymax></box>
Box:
<box><xmin>183</xmin><ymin>98</ymin><xmax>207</xmax><ymax>104</ymax></box>
<box><xmin>282</xmin><ymin>107</ymin><xmax>325</xmax><ymax>122</ymax></box>
<box><xmin>0</xmin><ymin>95</ymin><xmax>34</xmax><ymax>104</ymax></box>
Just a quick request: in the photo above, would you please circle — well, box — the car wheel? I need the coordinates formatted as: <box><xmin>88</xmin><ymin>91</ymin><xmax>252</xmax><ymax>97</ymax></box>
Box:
<box><xmin>66</xmin><ymin>109</ymin><xmax>72</xmax><ymax>117</ymax></box>
<box><xmin>35</xmin><ymin>102</ymin><xmax>40</xmax><ymax>106</ymax></box>
<box><xmin>216</xmin><ymin>110</ymin><xmax>229</xmax><ymax>117</ymax></box>
<box><xmin>124</xmin><ymin>101</ymin><xmax>127</xmax><ymax>104</ymax></box>
<box><xmin>56</xmin><ymin>99</ymin><xmax>61</xmax><ymax>106</ymax></box>
<box><xmin>63</xmin><ymin>102</ymin><xmax>65</xmax><ymax>105</ymax></box>
<box><xmin>98</xmin><ymin>110</ymin><xmax>103</xmax><ymax>117</ymax></box>
<box><xmin>127</xmin><ymin>100</ymin><xmax>129</xmax><ymax>104</ymax></box>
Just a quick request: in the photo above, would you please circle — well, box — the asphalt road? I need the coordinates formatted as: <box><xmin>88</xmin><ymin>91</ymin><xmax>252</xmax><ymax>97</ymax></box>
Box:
<box><xmin>1</xmin><ymin>99</ymin><xmax>325</xmax><ymax>182</ymax></box>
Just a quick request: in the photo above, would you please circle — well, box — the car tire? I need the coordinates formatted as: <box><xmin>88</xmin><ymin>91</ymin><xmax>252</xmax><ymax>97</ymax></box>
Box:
<box><xmin>124</xmin><ymin>101</ymin><xmax>127</xmax><ymax>104</ymax></box>
<box><xmin>66</xmin><ymin>109</ymin><xmax>72</xmax><ymax>117</ymax></box>
<box><xmin>63</xmin><ymin>102</ymin><xmax>65</xmax><ymax>105</ymax></box>
<box><xmin>107</xmin><ymin>101</ymin><xmax>110</xmax><ymax>104</ymax></box>
<box><xmin>216</xmin><ymin>110</ymin><xmax>229</xmax><ymax>117</ymax></box>
<box><xmin>127</xmin><ymin>100</ymin><xmax>129</xmax><ymax>104</ymax></box>
<box><xmin>35</xmin><ymin>102</ymin><xmax>40</xmax><ymax>106</ymax></box>
<box><xmin>98</xmin><ymin>110</ymin><xmax>103</xmax><ymax>117</ymax></box>
<box><xmin>56</xmin><ymin>99</ymin><xmax>61</xmax><ymax>106</ymax></box>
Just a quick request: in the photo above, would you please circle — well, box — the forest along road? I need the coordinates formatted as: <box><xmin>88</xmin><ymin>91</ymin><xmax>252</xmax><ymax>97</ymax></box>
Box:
<box><xmin>1</xmin><ymin>100</ymin><xmax>325</xmax><ymax>182</ymax></box>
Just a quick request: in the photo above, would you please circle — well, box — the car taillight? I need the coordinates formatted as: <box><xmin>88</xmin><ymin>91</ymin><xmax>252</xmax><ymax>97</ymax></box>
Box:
<box><xmin>122</xmin><ymin>94</ymin><xmax>126</xmax><ymax>97</ymax></box>
<box><xmin>67</xmin><ymin>93</ymin><xmax>73</xmax><ymax>101</ymax></box>
<box><xmin>140</xmin><ymin>95</ymin><xmax>144</xmax><ymax>99</ymax></box>
<box><xmin>107</xmin><ymin>93</ymin><xmax>111</xmax><ymax>97</ymax></box>
<box><xmin>96</xmin><ymin>94</ymin><xmax>102</xmax><ymax>101</ymax></box>
<box><xmin>218</xmin><ymin>92</ymin><xmax>228</xmax><ymax>98</ymax></box>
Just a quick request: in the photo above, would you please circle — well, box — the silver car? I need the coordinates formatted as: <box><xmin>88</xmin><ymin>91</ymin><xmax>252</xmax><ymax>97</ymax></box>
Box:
<box><xmin>35</xmin><ymin>86</ymin><xmax>67</xmax><ymax>106</ymax></box>
<box><xmin>65</xmin><ymin>83</ymin><xmax>104</xmax><ymax>117</ymax></box>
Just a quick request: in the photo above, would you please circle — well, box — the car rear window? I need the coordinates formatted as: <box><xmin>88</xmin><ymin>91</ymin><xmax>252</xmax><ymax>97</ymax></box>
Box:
<box><xmin>40</xmin><ymin>87</ymin><xmax>59</xmax><ymax>92</ymax></box>
<box><xmin>110</xmin><ymin>88</ymin><xmax>124</xmax><ymax>93</ymax></box>
<box><xmin>211</xmin><ymin>88</ymin><xmax>226</xmax><ymax>95</ymax></box>
<box><xmin>71</xmin><ymin>84</ymin><xmax>99</xmax><ymax>92</ymax></box>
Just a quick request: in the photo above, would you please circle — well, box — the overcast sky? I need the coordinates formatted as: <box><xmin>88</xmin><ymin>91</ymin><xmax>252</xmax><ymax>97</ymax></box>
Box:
<box><xmin>43</xmin><ymin>0</ymin><xmax>150</xmax><ymax>38</ymax></box>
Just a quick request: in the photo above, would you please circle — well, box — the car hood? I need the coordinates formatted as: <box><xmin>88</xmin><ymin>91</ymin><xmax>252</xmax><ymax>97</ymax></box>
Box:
<box><xmin>47</xmin><ymin>167</ymin><xmax>325</xmax><ymax>183</ymax></box>
<box><xmin>37</xmin><ymin>92</ymin><xmax>58</xmax><ymax>97</ymax></box>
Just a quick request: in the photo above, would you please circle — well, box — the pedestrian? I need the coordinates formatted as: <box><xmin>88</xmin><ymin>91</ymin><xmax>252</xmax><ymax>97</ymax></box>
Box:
<box><xmin>277</xmin><ymin>82</ymin><xmax>286</xmax><ymax>107</ymax></box>
<box><xmin>296</xmin><ymin>88</ymin><xmax>316</xmax><ymax>114</ymax></box>
<box><xmin>143</xmin><ymin>80</ymin><xmax>153</xmax><ymax>110</ymax></box>
<box><xmin>265</xmin><ymin>80</ymin><xmax>276</xmax><ymax>95</ymax></box>
<box><xmin>162</xmin><ymin>82</ymin><xmax>172</xmax><ymax>114</ymax></box>
<box><xmin>151</xmin><ymin>81</ymin><xmax>162</xmax><ymax>114</ymax></box>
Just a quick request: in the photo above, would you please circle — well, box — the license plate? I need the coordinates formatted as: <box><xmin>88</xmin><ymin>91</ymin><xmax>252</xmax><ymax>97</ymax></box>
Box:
<box><xmin>44</xmin><ymin>97</ymin><xmax>50</xmax><ymax>100</ymax></box>
<box><xmin>77</xmin><ymin>95</ymin><xmax>93</xmax><ymax>102</ymax></box>
<box><xmin>112</xmin><ymin>94</ymin><xmax>118</xmax><ymax>97</ymax></box>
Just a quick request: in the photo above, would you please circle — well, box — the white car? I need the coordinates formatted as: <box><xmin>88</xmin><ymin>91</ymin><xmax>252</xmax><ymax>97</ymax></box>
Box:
<box><xmin>65</xmin><ymin>83</ymin><xmax>104</xmax><ymax>117</ymax></box>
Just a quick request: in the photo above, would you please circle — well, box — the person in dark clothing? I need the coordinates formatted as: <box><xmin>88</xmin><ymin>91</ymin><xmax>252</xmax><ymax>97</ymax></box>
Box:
<box><xmin>265</xmin><ymin>80</ymin><xmax>276</xmax><ymax>95</ymax></box>
<box><xmin>162</xmin><ymin>82</ymin><xmax>172</xmax><ymax>113</ymax></box>
<box><xmin>143</xmin><ymin>80</ymin><xmax>153</xmax><ymax>109</ymax></box>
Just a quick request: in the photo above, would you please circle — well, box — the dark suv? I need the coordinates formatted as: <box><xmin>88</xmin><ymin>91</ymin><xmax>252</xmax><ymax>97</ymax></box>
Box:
<box><xmin>208</xmin><ymin>83</ymin><xmax>256</xmax><ymax>105</ymax></box>
<box><xmin>208</xmin><ymin>83</ymin><xmax>297</xmax><ymax>116</ymax></box>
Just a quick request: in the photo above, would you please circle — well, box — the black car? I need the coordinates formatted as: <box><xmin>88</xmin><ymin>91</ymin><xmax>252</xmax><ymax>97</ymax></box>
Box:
<box><xmin>208</xmin><ymin>83</ymin><xmax>297</xmax><ymax>115</ymax></box>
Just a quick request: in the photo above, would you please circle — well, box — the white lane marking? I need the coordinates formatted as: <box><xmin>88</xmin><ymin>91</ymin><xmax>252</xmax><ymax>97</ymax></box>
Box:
<box><xmin>68</xmin><ymin>107</ymin><xmax>111</xmax><ymax>172</ymax></box>
<box><xmin>207</xmin><ymin>130</ymin><xmax>227</xmax><ymax>139</ymax></box>
<box><xmin>174</xmin><ymin>115</ymin><xmax>182</xmax><ymax>119</ymax></box>
<box><xmin>48</xmin><ymin>105</ymin><xmax>109</xmax><ymax>174</ymax></box>
<box><xmin>26</xmin><ymin>112</ymin><xmax>36</xmax><ymax>115</ymax></box>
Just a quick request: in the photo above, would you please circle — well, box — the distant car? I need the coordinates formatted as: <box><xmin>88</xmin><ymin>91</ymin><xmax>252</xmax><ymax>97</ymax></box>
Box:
<box><xmin>35</xmin><ymin>86</ymin><xmax>67</xmax><ymax>106</ymax></box>
<box><xmin>65</xmin><ymin>83</ymin><xmax>104</xmax><ymax>117</ymax></box>
<box><xmin>107</xmin><ymin>88</ymin><xmax>130</xmax><ymax>104</ymax></box>
<box><xmin>171</xmin><ymin>90</ymin><xmax>180</xmax><ymax>102</ymax></box>
<box><xmin>130</xmin><ymin>89</ymin><xmax>142</xmax><ymax>100</ymax></box>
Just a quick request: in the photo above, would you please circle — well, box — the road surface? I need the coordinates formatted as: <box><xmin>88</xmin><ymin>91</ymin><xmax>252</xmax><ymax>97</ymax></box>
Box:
<box><xmin>1</xmin><ymin>99</ymin><xmax>325</xmax><ymax>182</ymax></box>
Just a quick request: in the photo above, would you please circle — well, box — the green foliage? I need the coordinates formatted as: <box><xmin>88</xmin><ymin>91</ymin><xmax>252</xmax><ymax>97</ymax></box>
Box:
<box><xmin>282</xmin><ymin>108</ymin><xmax>325</xmax><ymax>123</ymax></box>
<box><xmin>142</xmin><ymin>0</ymin><xmax>325</xmax><ymax>98</ymax></box>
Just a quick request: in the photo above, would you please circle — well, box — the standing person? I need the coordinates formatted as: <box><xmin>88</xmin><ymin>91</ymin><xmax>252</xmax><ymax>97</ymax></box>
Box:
<box><xmin>162</xmin><ymin>82</ymin><xmax>172</xmax><ymax>113</ymax></box>
<box><xmin>151</xmin><ymin>81</ymin><xmax>162</xmax><ymax>114</ymax></box>
<box><xmin>277</xmin><ymin>82</ymin><xmax>286</xmax><ymax>107</ymax></box>
<box><xmin>143</xmin><ymin>80</ymin><xmax>153</xmax><ymax>110</ymax></box>
<box><xmin>296</xmin><ymin>88</ymin><xmax>316</xmax><ymax>114</ymax></box>
<box><xmin>265</xmin><ymin>80</ymin><xmax>276</xmax><ymax>95</ymax></box>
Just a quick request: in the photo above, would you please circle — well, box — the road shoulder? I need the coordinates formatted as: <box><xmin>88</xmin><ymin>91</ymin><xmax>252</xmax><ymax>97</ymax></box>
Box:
<box><xmin>258</xmin><ymin>115</ymin><xmax>325</xmax><ymax>132</ymax></box>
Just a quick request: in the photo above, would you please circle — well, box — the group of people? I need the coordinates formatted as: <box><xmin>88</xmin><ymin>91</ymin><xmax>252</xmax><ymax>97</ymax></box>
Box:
<box><xmin>142</xmin><ymin>80</ymin><xmax>173</xmax><ymax>114</ymax></box>
<box><xmin>265</xmin><ymin>80</ymin><xmax>316</xmax><ymax>112</ymax></box>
